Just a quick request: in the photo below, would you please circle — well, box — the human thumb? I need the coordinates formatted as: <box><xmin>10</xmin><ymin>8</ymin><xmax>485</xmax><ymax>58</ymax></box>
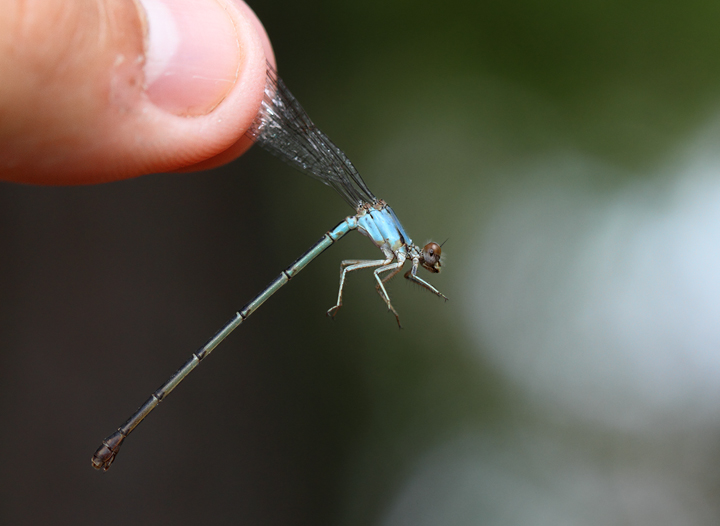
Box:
<box><xmin>0</xmin><ymin>0</ymin><xmax>274</xmax><ymax>184</ymax></box>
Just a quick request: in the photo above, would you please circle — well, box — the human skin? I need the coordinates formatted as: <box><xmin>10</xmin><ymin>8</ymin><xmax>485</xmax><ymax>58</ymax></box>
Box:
<box><xmin>0</xmin><ymin>0</ymin><xmax>275</xmax><ymax>184</ymax></box>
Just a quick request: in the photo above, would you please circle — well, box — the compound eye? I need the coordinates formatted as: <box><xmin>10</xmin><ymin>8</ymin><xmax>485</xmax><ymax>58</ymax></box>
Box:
<box><xmin>423</xmin><ymin>242</ymin><xmax>442</xmax><ymax>265</ymax></box>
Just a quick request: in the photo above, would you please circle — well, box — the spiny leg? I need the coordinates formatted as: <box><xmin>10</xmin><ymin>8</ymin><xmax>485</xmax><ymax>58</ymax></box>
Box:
<box><xmin>376</xmin><ymin>265</ymin><xmax>403</xmax><ymax>323</ymax></box>
<box><xmin>378</xmin><ymin>265</ymin><xmax>403</xmax><ymax>287</ymax></box>
<box><xmin>327</xmin><ymin>259</ymin><xmax>389</xmax><ymax>318</ymax></box>
<box><xmin>405</xmin><ymin>262</ymin><xmax>448</xmax><ymax>300</ymax></box>
<box><xmin>374</xmin><ymin>262</ymin><xmax>404</xmax><ymax>327</ymax></box>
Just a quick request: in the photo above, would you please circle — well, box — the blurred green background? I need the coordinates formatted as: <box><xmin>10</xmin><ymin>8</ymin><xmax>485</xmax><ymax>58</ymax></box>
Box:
<box><xmin>3</xmin><ymin>0</ymin><xmax>720</xmax><ymax>524</ymax></box>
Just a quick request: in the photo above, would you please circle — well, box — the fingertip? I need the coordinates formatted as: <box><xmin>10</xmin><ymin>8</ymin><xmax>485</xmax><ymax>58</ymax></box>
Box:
<box><xmin>119</xmin><ymin>0</ymin><xmax>273</xmax><ymax>176</ymax></box>
<box><xmin>0</xmin><ymin>0</ymin><xmax>273</xmax><ymax>184</ymax></box>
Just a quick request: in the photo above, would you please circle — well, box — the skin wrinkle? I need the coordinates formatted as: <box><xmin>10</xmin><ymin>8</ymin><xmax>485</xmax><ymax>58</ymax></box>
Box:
<box><xmin>133</xmin><ymin>0</ymin><xmax>149</xmax><ymax>85</ymax></box>
<box><xmin>111</xmin><ymin>0</ymin><xmax>147</xmax><ymax>116</ymax></box>
<box><xmin>6</xmin><ymin>1</ymin><xmax>132</xmax><ymax>88</ymax></box>
<box><xmin>99</xmin><ymin>0</ymin><xmax>146</xmax><ymax>115</ymax></box>
<box><xmin>94</xmin><ymin>0</ymin><xmax>109</xmax><ymax>51</ymax></box>
<box><xmin>0</xmin><ymin>1</ymin><xmax>144</xmax><ymax>156</ymax></box>
<box><xmin>42</xmin><ymin>4</ymin><xmax>95</xmax><ymax>79</ymax></box>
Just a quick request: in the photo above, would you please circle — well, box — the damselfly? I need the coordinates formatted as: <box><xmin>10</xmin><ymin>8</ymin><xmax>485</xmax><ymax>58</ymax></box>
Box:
<box><xmin>91</xmin><ymin>66</ymin><xmax>446</xmax><ymax>471</ymax></box>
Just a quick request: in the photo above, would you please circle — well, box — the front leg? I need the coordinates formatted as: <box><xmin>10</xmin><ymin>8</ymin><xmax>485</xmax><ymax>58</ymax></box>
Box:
<box><xmin>405</xmin><ymin>260</ymin><xmax>448</xmax><ymax>300</ymax></box>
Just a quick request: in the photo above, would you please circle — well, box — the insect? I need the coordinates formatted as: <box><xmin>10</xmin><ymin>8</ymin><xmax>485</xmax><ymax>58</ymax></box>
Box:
<box><xmin>91</xmin><ymin>66</ymin><xmax>446</xmax><ymax>471</ymax></box>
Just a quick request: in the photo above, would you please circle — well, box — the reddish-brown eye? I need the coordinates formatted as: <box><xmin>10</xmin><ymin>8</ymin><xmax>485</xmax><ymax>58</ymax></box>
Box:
<box><xmin>423</xmin><ymin>242</ymin><xmax>442</xmax><ymax>265</ymax></box>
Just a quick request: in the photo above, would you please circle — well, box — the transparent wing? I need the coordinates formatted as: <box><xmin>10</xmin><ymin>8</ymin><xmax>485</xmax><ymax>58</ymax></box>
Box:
<box><xmin>246</xmin><ymin>65</ymin><xmax>377</xmax><ymax>210</ymax></box>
